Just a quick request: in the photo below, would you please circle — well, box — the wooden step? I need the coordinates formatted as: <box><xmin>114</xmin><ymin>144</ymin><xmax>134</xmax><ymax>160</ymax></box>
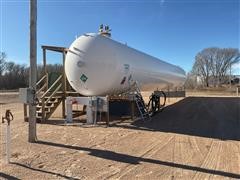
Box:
<box><xmin>38</xmin><ymin>100</ymin><xmax>59</xmax><ymax>106</ymax></box>
<box><xmin>37</xmin><ymin>109</ymin><xmax>50</xmax><ymax>115</ymax></box>
<box><xmin>37</xmin><ymin>104</ymin><xmax>55</xmax><ymax>110</ymax></box>
<box><xmin>35</xmin><ymin>95</ymin><xmax>62</xmax><ymax>121</ymax></box>
<box><xmin>41</xmin><ymin>96</ymin><xmax>61</xmax><ymax>100</ymax></box>
<box><xmin>44</xmin><ymin>96</ymin><xmax>62</xmax><ymax>100</ymax></box>
<box><xmin>37</xmin><ymin>106</ymin><xmax>51</xmax><ymax>112</ymax></box>
<box><xmin>36</xmin><ymin>111</ymin><xmax>50</xmax><ymax>117</ymax></box>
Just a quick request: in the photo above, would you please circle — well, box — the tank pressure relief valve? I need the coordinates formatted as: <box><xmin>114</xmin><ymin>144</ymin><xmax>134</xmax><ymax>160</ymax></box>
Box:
<box><xmin>99</xmin><ymin>24</ymin><xmax>111</xmax><ymax>37</ymax></box>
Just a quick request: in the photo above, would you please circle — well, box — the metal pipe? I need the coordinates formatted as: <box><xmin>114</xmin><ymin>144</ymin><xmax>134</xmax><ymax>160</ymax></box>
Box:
<box><xmin>6</xmin><ymin>124</ymin><xmax>10</xmax><ymax>163</ymax></box>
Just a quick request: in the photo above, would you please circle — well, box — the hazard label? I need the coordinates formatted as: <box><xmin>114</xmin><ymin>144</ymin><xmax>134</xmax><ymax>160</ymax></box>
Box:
<box><xmin>80</xmin><ymin>74</ymin><xmax>88</xmax><ymax>83</ymax></box>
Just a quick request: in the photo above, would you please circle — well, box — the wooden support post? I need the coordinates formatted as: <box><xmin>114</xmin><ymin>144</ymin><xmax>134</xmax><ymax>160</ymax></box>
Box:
<box><xmin>131</xmin><ymin>100</ymin><xmax>135</xmax><ymax>120</ymax></box>
<box><xmin>46</xmin><ymin>72</ymin><xmax>48</xmax><ymax>91</ymax></box>
<box><xmin>62</xmin><ymin>52</ymin><xmax>67</xmax><ymax>118</ymax></box>
<box><xmin>40</xmin><ymin>48</ymin><xmax>47</xmax><ymax>123</ymax></box>
<box><xmin>43</xmin><ymin>48</ymin><xmax>48</xmax><ymax>90</ymax></box>
<box><xmin>43</xmin><ymin>48</ymin><xmax>46</xmax><ymax>73</ymax></box>
<box><xmin>29</xmin><ymin>0</ymin><xmax>37</xmax><ymax>142</ymax></box>
<box><xmin>23</xmin><ymin>104</ymin><xmax>28</xmax><ymax>122</ymax></box>
<box><xmin>41</xmin><ymin>96</ymin><xmax>45</xmax><ymax>122</ymax></box>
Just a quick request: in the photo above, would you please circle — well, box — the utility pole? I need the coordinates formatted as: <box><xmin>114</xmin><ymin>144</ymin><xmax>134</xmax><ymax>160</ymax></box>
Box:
<box><xmin>29</xmin><ymin>0</ymin><xmax>37</xmax><ymax>142</ymax></box>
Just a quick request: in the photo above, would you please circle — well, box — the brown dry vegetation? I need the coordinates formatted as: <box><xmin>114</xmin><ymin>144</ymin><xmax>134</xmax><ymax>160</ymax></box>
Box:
<box><xmin>0</xmin><ymin>91</ymin><xmax>240</xmax><ymax>179</ymax></box>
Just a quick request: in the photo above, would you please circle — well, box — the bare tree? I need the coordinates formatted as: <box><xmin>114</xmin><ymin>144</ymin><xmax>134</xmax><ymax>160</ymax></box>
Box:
<box><xmin>214</xmin><ymin>48</ymin><xmax>239</xmax><ymax>85</ymax></box>
<box><xmin>0</xmin><ymin>51</ymin><xmax>64</xmax><ymax>90</ymax></box>
<box><xmin>192</xmin><ymin>47</ymin><xmax>240</xmax><ymax>87</ymax></box>
<box><xmin>0</xmin><ymin>52</ymin><xmax>6</xmax><ymax>75</ymax></box>
<box><xmin>184</xmin><ymin>71</ymin><xmax>198</xmax><ymax>89</ymax></box>
<box><xmin>192</xmin><ymin>49</ymin><xmax>212</xmax><ymax>87</ymax></box>
<box><xmin>1</xmin><ymin>61</ymin><xmax>28</xmax><ymax>89</ymax></box>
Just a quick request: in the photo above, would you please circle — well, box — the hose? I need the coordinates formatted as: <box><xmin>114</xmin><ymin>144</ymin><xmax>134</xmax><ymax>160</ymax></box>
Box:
<box><xmin>147</xmin><ymin>91</ymin><xmax>166</xmax><ymax>116</ymax></box>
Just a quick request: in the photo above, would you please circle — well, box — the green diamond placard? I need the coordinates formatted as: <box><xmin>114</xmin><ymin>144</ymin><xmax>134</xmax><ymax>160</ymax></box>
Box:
<box><xmin>80</xmin><ymin>74</ymin><xmax>88</xmax><ymax>83</ymax></box>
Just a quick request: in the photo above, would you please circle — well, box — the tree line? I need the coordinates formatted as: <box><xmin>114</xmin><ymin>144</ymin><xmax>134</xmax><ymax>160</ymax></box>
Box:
<box><xmin>0</xmin><ymin>52</ymin><xmax>62</xmax><ymax>90</ymax></box>
<box><xmin>185</xmin><ymin>47</ymin><xmax>239</xmax><ymax>88</ymax></box>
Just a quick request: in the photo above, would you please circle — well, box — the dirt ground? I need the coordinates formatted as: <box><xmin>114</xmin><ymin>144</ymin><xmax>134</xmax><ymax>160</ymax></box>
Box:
<box><xmin>0</xmin><ymin>91</ymin><xmax>239</xmax><ymax>179</ymax></box>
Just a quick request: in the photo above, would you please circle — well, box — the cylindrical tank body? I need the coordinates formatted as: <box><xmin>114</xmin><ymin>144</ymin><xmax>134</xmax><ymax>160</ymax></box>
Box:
<box><xmin>65</xmin><ymin>33</ymin><xmax>186</xmax><ymax>96</ymax></box>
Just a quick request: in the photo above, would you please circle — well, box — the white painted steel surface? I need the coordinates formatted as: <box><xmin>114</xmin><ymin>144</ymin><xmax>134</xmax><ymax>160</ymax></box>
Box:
<box><xmin>65</xmin><ymin>33</ymin><xmax>186</xmax><ymax>96</ymax></box>
<box><xmin>65</xmin><ymin>96</ymin><xmax>108</xmax><ymax>124</ymax></box>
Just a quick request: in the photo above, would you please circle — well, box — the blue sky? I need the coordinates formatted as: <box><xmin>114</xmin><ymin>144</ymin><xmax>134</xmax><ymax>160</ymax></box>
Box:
<box><xmin>1</xmin><ymin>0</ymin><xmax>239</xmax><ymax>73</ymax></box>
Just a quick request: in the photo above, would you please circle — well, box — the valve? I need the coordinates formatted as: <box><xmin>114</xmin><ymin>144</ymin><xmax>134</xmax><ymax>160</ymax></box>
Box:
<box><xmin>2</xmin><ymin>109</ymin><xmax>13</xmax><ymax>164</ymax></box>
<box><xmin>2</xmin><ymin>109</ymin><xmax>13</xmax><ymax>125</ymax></box>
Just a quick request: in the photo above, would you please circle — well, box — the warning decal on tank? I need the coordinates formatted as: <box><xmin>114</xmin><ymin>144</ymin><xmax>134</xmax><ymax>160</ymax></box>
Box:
<box><xmin>80</xmin><ymin>74</ymin><xmax>88</xmax><ymax>83</ymax></box>
<box><xmin>124</xmin><ymin>64</ymin><xmax>130</xmax><ymax>74</ymax></box>
<box><xmin>120</xmin><ymin>76</ymin><xmax>126</xmax><ymax>85</ymax></box>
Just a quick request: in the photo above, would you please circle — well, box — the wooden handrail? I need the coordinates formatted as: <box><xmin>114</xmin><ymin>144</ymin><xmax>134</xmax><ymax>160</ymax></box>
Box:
<box><xmin>36</xmin><ymin>83</ymin><xmax>47</xmax><ymax>96</ymax></box>
<box><xmin>45</xmin><ymin>84</ymin><xmax>62</xmax><ymax>104</ymax></box>
<box><xmin>40</xmin><ymin>75</ymin><xmax>62</xmax><ymax>121</ymax></box>
<box><xmin>41</xmin><ymin>75</ymin><xmax>62</xmax><ymax>98</ymax></box>
<box><xmin>36</xmin><ymin>74</ymin><xmax>47</xmax><ymax>86</ymax></box>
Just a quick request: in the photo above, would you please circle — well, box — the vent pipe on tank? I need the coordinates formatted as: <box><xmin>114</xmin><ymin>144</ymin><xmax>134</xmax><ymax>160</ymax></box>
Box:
<box><xmin>99</xmin><ymin>24</ymin><xmax>111</xmax><ymax>37</ymax></box>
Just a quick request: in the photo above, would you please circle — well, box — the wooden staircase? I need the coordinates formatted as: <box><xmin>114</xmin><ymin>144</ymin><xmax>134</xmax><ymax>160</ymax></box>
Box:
<box><xmin>36</xmin><ymin>74</ymin><xmax>64</xmax><ymax>122</ymax></box>
<box><xmin>22</xmin><ymin>45</ymin><xmax>78</xmax><ymax>123</ymax></box>
<box><xmin>36</xmin><ymin>95</ymin><xmax>62</xmax><ymax>121</ymax></box>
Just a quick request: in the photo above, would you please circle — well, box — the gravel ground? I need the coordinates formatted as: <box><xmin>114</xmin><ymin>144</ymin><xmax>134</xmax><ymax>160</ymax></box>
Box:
<box><xmin>0</xmin><ymin>92</ymin><xmax>239</xmax><ymax>179</ymax></box>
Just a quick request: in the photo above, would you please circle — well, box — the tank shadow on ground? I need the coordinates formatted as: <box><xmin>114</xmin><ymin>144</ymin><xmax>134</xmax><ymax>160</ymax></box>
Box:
<box><xmin>43</xmin><ymin>119</ymin><xmax>84</xmax><ymax>126</ymax></box>
<box><xmin>10</xmin><ymin>162</ymin><xmax>79</xmax><ymax>180</ymax></box>
<box><xmin>0</xmin><ymin>172</ymin><xmax>20</xmax><ymax>180</ymax></box>
<box><xmin>36</xmin><ymin>140</ymin><xmax>240</xmax><ymax>179</ymax></box>
<box><xmin>113</xmin><ymin>97</ymin><xmax>240</xmax><ymax>141</ymax></box>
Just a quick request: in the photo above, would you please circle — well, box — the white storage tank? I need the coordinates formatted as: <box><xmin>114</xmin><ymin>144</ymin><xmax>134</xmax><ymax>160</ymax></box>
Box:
<box><xmin>65</xmin><ymin>29</ymin><xmax>186</xmax><ymax>96</ymax></box>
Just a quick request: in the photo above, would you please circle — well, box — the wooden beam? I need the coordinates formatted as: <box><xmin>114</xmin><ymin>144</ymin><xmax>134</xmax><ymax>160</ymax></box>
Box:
<box><xmin>43</xmin><ymin>48</ymin><xmax>48</xmax><ymax>90</ymax></box>
<box><xmin>41</xmin><ymin>45</ymin><xmax>68</xmax><ymax>53</ymax></box>
<box><xmin>23</xmin><ymin>104</ymin><xmax>28</xmax><ymax>122</ymax></box>
<box><xmin>131</xmin><ymin>100</ymin><xmax>135</xmax><ymax>120</ymax></box>
<box><xmin>29</xmin><ymin>0</ymin><xmax>37</xmax><ymax>143</ymax></box>
<box><xmin>43</xmin><ymin>49</ymin><xmax>46</xmax><ymax>73</ymax></box>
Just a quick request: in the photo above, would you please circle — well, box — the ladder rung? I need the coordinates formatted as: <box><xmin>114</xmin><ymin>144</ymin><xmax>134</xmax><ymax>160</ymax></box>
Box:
<box><xmin>133</xmin><ymin>82</ymin><xmax>151</xmax><ymax>121</ymax></box>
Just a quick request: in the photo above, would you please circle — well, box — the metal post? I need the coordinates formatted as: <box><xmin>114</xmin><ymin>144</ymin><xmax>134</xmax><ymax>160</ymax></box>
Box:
<box><xmin>94</xmin><ymin>97</ymin><xmax>98</xmax><ymax>124</ymax></box>
<box><xmin>62</xmin><ymin>52</ymin><xmax>66</xmax><ymax>118</ymax></box>
<box><xmin>29</xmin><ymin>0</ymin><xmax>37</xmax><ymax>142</ymax></box>
<box><xmin>106</xmin><ymin>95</ymin><xmax>109</xmax><ymax>126</ymax></box>
<box><xmin>168</xmin><ymin>85</ymin><xmax>170</xmax><ymax>103</ymax></box>
<box><xmin>6</xmin><ymin>123</ymin><xmax>10</xmax><ymax>163</ymax></box>
<box><xmin>2</xmin><ymin>110</ymin><xmax>13</xmax><ymax>164</ymax></box>
<box><xmin>66</xmin><ymin>97</ymin><xmax>73</xmax><ymax>123</ymax></box>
